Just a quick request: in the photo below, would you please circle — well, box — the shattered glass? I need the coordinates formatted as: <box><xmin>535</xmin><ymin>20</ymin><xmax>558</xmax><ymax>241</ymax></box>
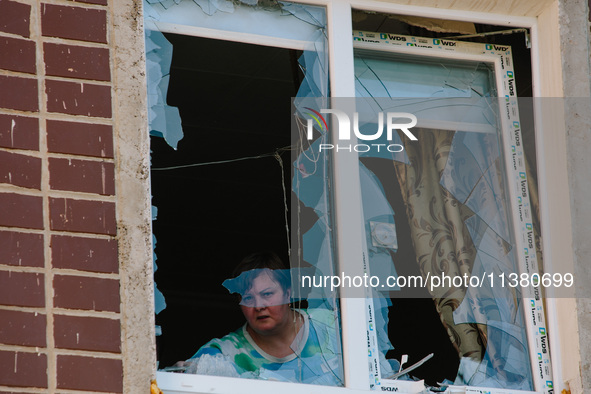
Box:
<box><xmin>290</xmin><ymin>39</ymin><xmax>537</xmax><ymax>391</ymax></box>
<box><xmin>185</xmin><ymin>269</ymin><xmax>344</xmax><ymax>385</ymax></box>
<box><xmin>152</xmin><ymin>205</ymin><xmax>167</xmax><ymax>315</ymax></box>
<box><xmin>147</xmin><ymin>0</ymin><xmax>346</xmax><ymax>385</ymax></box>
<box><xmin>144</xmin><ymin>0</ymin><xmax>328</xmax><ymax>149</ymax></box>
<box><xmin>145</xmin><ymin>29</ymin><xmax>184</xmax><ymax>150</ymax></box>
<box><xmin>146</xmin><ymin>0</ymin><xmax>539</xmax><ymax>389</ymax></box>
<box><xmin>185</xmin><ymin>305</ymin><xmax>344</xmax><ymax>385</ymax></box>
<box><xmin>351</xmin><ymin>50</ymin><xmax>534</xmax><ymax>390</ymax></box>
<box><xmin>144</xmin><ymin>0</ymin><xmax>324</xmax><ymax>40</ymax></box>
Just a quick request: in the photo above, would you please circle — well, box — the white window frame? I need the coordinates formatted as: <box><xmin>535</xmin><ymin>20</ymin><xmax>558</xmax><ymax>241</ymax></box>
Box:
<box><xmin>148</xmin><ymin>1</ymin><xmax>568</xmax><ymax>393</ymax></box>
<box><xmin>351</xmin><ymin>31</ymin><xmax>555</xmax><ymax>393</ymax></box>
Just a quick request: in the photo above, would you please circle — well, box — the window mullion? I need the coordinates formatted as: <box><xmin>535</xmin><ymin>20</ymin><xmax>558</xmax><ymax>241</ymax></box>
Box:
<box><xmin>326</xmin><ymin>1</ymin><xmax>370</xmax><ymax>390</ymax></box>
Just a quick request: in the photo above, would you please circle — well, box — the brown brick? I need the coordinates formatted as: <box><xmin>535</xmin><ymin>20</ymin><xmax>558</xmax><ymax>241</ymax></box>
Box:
<box><xmin>0</xmin><ymin>231</ymin><xmax>44</xmax><ymax>267</ymax></box>
<box><xmin>0</xmin><ymin>37</ymin><xmax>35</xmax><ymax>74</ymax></box>
<box><xmin>0</xmin><ymin>391</ymin><xmax>40</xmax><ymax>394</ymax></box>
<box><xmin>53</xmin><ymin>275</ymin><xmax>120</xmax><ymax>312</ymax></box>
<box><xmin>0</xmin><ymin>271</ymin><xmax>44</xmax><ymax>308</ymax></box>
<box><xmin>0</xmin><ymin>193</ymin><xmax>43</xmax><ymax>230</ymax></box>
<box><xmin>0</xmin><ymin>1</ymin><xmax>31</xmax><ymax>38</ymax></box>
<box><xmin>44</xmin><ymin>43</ymin><xmax>110</xmax><ymax>81</ymax></box>
<box><xmin>0</xmin><ymin>75</ymin><xmax>38</xmax><ymax>112</ymax></box>
<box><xmin>54</xmin><ymin>236</ymin><xmax>118</xmax><ymax>274</ymax></box>
<box><xmin>0</xmin><ymin>309</ymin><xmax>46</xmax><ymax>347</ymax></box>
<box><xmin>0</xmin><ymin>115</ymin><xmax>39</xmax><ymax>151</ymax></box>
<box><xmin>0</xmin><ymin>151</ymin><xmax>41</xmax><ymax>189</ymax></box>
<box><xmin>57</xmin><ymin>355</ymin><xmax>122</xmax><ymax>392</ymax></box>
<box><xmin>47</xmin><ymin>120</ymin><xmax>113</xmax><ymax>158</ymax></box>
<box><xmin>49</xmin><ymin>198</ymin><xmax>116</xmax><ymax>235</ymax></box>
<box><xmin>54</xmin><ymin>315</ymin><xmax>120</xmax><ymax>353</ymax></box>
<box><xmin>0</xmin><ymin>351</ymin><xmax>47</xmax><ymax>388</ymax></box>
<box><xmin>0</xmin><ymin>391</ymin><xmax>42</xmax><ymax>394</ymax></box>
<box><xmin>51</xmin><ymin>235</ymin><xmax>117</xmax><ymax>273</ymax></box>
<box><xmin>41</xmin><ymin>4</ymin><xmax>106</xmax><ymax>44</ymax></box>
<box><xmin>0</xmin><ymin>391</ymin><xmax>38</xmax><ymax>394</ymax></box>
<box><xmin>46</xmin><ymin>80</ymin><xmax>111</xmax><ymax>118</ymax></box>
<box><xmin>49</xmin><ymin>158</ymin><xmax>114</xmax><ymax>195</ymax></box>
<box><xmin>68</xmin><ymin>0</ymin><xmax>108</xmax><ymax>5</ymax></box>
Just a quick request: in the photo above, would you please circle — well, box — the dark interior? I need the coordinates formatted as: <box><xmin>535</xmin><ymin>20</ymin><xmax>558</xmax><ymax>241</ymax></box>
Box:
<box><xmin>151</xmin><ymin>35</ymin><xmax>299</xmax><ymax>366</ymax></box>
<box><xmin>150</xmin><ymin>16</ymin><xmax>533</xmax><ymax>385</ymax></box>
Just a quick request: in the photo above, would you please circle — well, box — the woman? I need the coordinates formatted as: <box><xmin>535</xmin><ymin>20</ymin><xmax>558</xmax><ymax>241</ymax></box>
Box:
<box><xmin>182</xmin><ymin>251</ymin><xmax>343</xmax><ymax>386</ymax></box>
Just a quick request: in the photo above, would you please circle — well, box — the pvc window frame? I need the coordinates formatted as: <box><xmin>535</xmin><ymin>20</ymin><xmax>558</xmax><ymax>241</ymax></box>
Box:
<box><xmin>351</xmin><ymin>37</ymin><xmax>548</xmax><ymax>394</ymax></box>
<box><xmin>150</xmin><ymin>1</ymin><xmax>562</xmax><ymax>393</ymax></box>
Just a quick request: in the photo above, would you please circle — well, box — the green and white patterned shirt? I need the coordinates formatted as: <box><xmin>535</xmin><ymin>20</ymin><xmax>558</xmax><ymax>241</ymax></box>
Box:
<box><xmin>189</xmin><ymin>308</ymin><xmax>344</xmax><ymax>386</ymax></box>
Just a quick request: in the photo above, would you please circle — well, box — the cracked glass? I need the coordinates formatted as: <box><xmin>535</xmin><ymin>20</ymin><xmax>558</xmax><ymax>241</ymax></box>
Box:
<box><xmin>352</xmin><ymin>49</ymin><xmax>535</xmax><ymax>390</ymax></box>
<box><xmin>146</xmin><ymin>0</ymin><xmax>345</xmax><ymax>386</ymax></box>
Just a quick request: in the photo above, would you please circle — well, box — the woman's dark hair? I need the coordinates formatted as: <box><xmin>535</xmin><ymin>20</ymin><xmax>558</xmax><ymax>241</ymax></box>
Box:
<box><xmin>230</xmin><ymin>251</ymin><xmax>291</xmax><ymax>295</ymax></box>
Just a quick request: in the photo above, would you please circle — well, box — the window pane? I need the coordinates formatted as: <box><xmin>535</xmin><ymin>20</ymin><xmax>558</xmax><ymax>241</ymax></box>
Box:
<box><xmin>147</xmin><ymin>2</ymin><xmax>345</xmax><ymax>386</ymax></box>
<box><xmin>354</xmin><ymin>50</ymin><xmax>535</xmax><ymax>390</ymax></box>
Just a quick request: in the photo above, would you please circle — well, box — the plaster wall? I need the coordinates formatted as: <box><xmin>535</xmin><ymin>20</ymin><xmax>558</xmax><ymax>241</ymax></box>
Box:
<box><xmin>379</xmin><ymin>0</ymin><xmax>554</xmax><ymax>17</ymax></box>
<box><xmin>110</xmin><ymin>0</ymin><xmax>156</xmax><ymax>393</ymax></box>
<box><xmin>557</xmin><ymin>0</ymin><xmax>591</xmax><ymax>392</ymax></box>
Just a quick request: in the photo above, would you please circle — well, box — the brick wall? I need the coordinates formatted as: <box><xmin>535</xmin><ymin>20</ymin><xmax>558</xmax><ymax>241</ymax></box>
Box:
<box><xmin>0</xmin><ymin>0</ymin><xmax>123</xmax><ymax>392</ymax></box>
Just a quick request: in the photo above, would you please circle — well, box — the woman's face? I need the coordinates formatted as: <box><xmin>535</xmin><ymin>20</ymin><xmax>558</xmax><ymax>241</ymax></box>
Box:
<box><xmin>240</xmin><ymin>271</ymin><xmax>291</xmax><ymax>336</ymax></box>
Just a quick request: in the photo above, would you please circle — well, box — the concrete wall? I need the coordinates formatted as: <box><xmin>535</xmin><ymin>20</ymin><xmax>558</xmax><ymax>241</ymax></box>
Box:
<box><xmin>558</xmin><ymin>0</ymin><xmax>591</xmax><ymax>391</ymax></box>
<box><xmin>110</xmin><ymin>0</ymin><xmax>156</xmax><ymax>392</ymax></box>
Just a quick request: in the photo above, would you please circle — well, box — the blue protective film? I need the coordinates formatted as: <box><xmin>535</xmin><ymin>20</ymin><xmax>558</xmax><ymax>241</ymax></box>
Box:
<box><xmin>145</xmin><ymin>29</ymin><xmax>184</xmax><ymax>150</ymax></box>
<box><xmin>152</xmin><ymin>205</ymin><xmax>167</xmax><ymax>314</ymax></box>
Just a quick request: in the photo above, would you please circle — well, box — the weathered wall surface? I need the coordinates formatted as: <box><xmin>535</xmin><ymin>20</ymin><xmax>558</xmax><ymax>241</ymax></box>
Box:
<box><xmin>0</xmin><ymin>0</ymin><xmax>125</xmax><ymax>392</ymax></box>
<box><xmin>558</xmin><ymin>0</ymin><xmax>591</xmax><ymax>391</ymax></box>
<box><xmin>110</xmin><ymin>0</ymin><xmax>156</xmax><ymax>392</ymax></box>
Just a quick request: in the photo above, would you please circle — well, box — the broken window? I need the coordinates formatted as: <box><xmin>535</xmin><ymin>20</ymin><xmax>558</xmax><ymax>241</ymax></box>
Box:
<box><xmin>290</xmin><ymin>14</ymin><xmax>547</xmax><ymax>394</ymax></box>
<box><xmin>334</xmin><ymin>13</ymin><xmax>544</xmax><ymax>392</ymax></box>
<box><xmin>145</xmin><ymin>0</ymin><xmax>345</xmax><ymax>388</ymax></box>
<box><xmin>351</xmin><ymin>49</ymin><xmax>535</xmax><ymax>389</ymax></box>
<box><xmin>145</xmin><ymin>1</ymin><xmax>551</xmax><ymax>393</ymax></box>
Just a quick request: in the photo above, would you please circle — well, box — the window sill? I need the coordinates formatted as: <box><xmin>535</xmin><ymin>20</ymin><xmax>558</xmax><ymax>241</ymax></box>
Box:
<box><xmin>156</xmin><ymin>371</ymin><xmax>428</xmax><ymax>394</ymax></box>
<box><xmin>155</xmin><ymin>371</ymin><xmax>540</xmax><ymax>394</ymax></box>
<box><xmin>156</xmin><ymin>371</ymin><xmax>355</xmax><ymax>394</ymax></box>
